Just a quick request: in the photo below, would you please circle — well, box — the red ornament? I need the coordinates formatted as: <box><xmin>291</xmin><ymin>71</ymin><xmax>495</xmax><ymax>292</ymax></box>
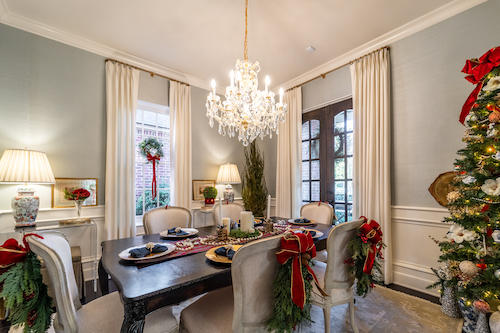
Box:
<box><xmin>481</xmin><ymin>204</ymin><xmax>490</xmax><ymax>212</ymax></box>
<box><xmin>476</xmin><ymin>259</ymin><xmax>487</xmax><ymax>270</ymax></box>
<box><xmin>489</xmin><ymin>110</ymin><xmax>500</xmax><ymax>123</ymax></box>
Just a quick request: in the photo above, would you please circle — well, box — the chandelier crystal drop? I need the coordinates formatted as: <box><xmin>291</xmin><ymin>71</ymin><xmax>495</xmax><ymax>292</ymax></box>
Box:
<box><xmin>206</xmin><ymin>0</ymin><xmax>287</xmax><ymax>146</ymax></box>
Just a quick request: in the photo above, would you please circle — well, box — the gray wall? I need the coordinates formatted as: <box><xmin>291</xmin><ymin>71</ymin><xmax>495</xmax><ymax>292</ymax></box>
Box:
<box><xmin>301</xmin><ymin>0</ymin><xmax>500</xmax><ymax>208</ymax></box>
<box><xmin>0</xmin><ymin>23</ymin><xmax>106</xmax><ymax>205</ymax></box>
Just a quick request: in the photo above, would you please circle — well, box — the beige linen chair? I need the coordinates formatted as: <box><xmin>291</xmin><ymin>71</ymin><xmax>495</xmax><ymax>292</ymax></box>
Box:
<box><xmin>301</xmin><ymin>202</ymin><xmax>335</xmax><ymax>262</ymax></box>
<box><xmin>213</xmin><ymin>202</ymin><xmax>245</xmax><ymax>225</ymax></box>
<box><xmin>179</xmin><ymin>235</ymin><xmax>282</xmax><ymax>333</ymax></box>
<box><xmin>27</xmin><ymin>232</ymin><xmax>177</xmax><ymax>333</ymax></box>
<box><xmin>310</xmin><ymin>219</ymin><xmax>364</xmax><ymax>333</ymax></box>
<box><xmin>143</xmin><ymin>205</ymin><xmax>192</xmax><ymax>234</ymax></box>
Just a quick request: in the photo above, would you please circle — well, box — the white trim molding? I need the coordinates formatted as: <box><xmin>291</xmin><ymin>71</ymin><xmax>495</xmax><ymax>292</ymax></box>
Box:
<box><xmin>279</xmin><ymin>0</ymin><xmax>487</xmax><ymax>90</ymax></box>
<box><xmin>302</xmin><ymin>94</ymin><xmax>352</xmax><ymax>114</ymax></box>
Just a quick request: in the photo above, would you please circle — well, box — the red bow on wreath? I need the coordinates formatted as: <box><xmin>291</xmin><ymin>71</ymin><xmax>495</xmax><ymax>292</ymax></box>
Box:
<box><xmin>359</xmin><ymin>216</ymin><xmax>383</xmax><ymax>274</ymax></box>
<box><xmin>459</xmin><ymin>47</ymin><xmax>500</xmax><ymax>124</ymax></box>
<box><xmin>0</xmin><ymin>234</ymin><xmax>43</xmax><ymax>269</ymax></box>
<box><xmin>276</xmin><ymin>231</ymin><xmax>327</xmax><ymax>309</ymax></box>
<box><xmin>147</xmin><ymin>153</ymin><xmax>160</xmax><ymax>199</ymax></box>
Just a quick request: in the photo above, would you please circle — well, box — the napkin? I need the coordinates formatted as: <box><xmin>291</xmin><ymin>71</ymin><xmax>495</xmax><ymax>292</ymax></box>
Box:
<box><xmin>167</xmin><ymin>227</ymin><xmax>189</xmax><ymax>236</ymax></box>
<box><xmin>129</xmin><ymin>244</ymin><xmax>168</xmax><ymax>258</ymax></box>
<box><xmin>294</xmin><ymin>218</ymin><xmax>311</xmax><ymax>223</ymax></box>
<box><xmin>214</xmin><ymin>246</ymin><xmax>235</xmax><ymax>260</ymax></box>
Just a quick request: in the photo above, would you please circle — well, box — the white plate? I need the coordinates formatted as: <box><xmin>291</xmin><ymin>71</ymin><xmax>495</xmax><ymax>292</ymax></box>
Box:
<box><xmin>118</xmin><ymin>243</ymin><xmax>175</xmax><ymax>261</ymax></box>
<box><xmin>288</xmin><ymin>218</ymin><xmax>315</xmax><ymax>226</ymax></box>
<box><xmin>294</xmin><ymin>228</ymin><xmax>324</xmax><ymax>239</ymax></box>
<box><xmin>159</xmin><ymin>228</ymin><xmax>199</xmax><ymax>238</ymax></box>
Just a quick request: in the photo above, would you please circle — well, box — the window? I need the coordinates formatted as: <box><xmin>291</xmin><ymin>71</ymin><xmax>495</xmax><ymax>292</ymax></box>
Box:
<box><xmin>135</xmin><ymin>101</ymin><xmax>171</xmax><ymax>224</ymax></box>
<box><xmin>301</xmin><ymin>99</ymin><xmax>353</xmax><ymax>223</ymax></box>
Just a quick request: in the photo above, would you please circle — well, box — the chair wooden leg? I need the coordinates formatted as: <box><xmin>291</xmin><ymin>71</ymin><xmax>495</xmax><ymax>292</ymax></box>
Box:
<box><xmin>349</xmin><ymin>300</ymin><xmax>358</xmax><ymax>333</ymax></box>
<box><xmin>323</xmin><ymin>306</ymin><xmax>331</xmax><ymax>333</ymax></box>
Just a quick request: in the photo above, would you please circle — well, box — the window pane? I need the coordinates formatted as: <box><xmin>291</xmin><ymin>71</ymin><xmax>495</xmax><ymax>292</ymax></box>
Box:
<box><xmin>347</xmin><ymin>205</ymin><xmax>353</xmax><ymax>221</ymax></box>
<box><xmin>143</xmin><ymin>110</ymin><xmax>157</xmax><ymax>125</ymax></box>
<box><xmin>158</xmin><ymin>113</ymin><xmax>169</xmax><ymax>128</ymax></box>
<box><xmin>334</xmin><ymin>159</ymin><xmax>345</xmax><ymax>179</ymax></box>
<box><xmin>347</xmin><ymin>157</ymin><xmax>353</xmax><ymax>179</ymax></box>
<box><xmin>302</xmin><ymin>182</ymin><xmax>310</xmax><ymax>202</ymax></box>
<box><xmin>311</xmin><ymin>140</ymin><xmax>320</xmax><ymax>159</ymax></box>
<box><xmin>302</xmin><ymin>162</ymin><xmax>310</xmax><ymax>181</ymax></box>
<box><xmin>311</xmin><ymin>119</ymin><xmax>320</xmax><ymax>139</ymax></box>
<box><xmin>346</xmin><ymin>109</ymin><xmax>353</xmax><ymax>132</ymax></box>
<box><xmin>335</xmin><ymin>204</ymin><xmax>346</xmax><ymax>223</ymax></box>
<box><xmin>334</xmin><ymin>181</ymin><xmax>345</xmax><ymax>202</ymax></box>
<box><xmin>302</xmin><ymin>141</ymin><xmax>310</xmax><ymax>160</ymax></box>
<box><xmin>136</xmin><ymin>109</ymin><xmax>143</xmax><ymax>123</ymax></box>
<box><xmin>346</xmin><ymin>133</ymin><xmax>353</xmax><ymax>155</ymax></box>
<box><xmin>302</xmin><ymin>121</ymin><xmax>310</xmax><ymax>141</ymax></box>
<box><xmin>347</xmin><ymin>180</ymin><xmax>353</xmax><ymax>203</ymax></box>
<box><xmin>334</xmin><ymin>135</ymin><xmax>344</xmax><ymax>156</ymax></box>
<box><xmin>135</xmin><ymin>190</ymin><xmax>144</xmax><ymax>216</ymax></box>
<box><xmin>311</xmin><ymin>160</ymin><xmax>320</xmax><ymax>180</ymax></box>
<box><xmin>334</xmin><ymin>112</ymin><xmax>344</xmax><ymax>134</ymax></box>
<box><xmin>311</xmin><ymin>181</ymin><xmax>320</xmax><ymax>201</ymax></box>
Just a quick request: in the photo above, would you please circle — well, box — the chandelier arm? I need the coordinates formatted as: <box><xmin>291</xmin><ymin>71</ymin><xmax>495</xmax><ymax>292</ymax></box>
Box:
<box><xmin>244</xmin><ymin>0</ymin><xmax>248</xmax><ymax>61</ymax></box>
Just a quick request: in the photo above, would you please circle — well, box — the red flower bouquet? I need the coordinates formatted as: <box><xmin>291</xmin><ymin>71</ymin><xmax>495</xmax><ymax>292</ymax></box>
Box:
<box><xmin>64</xmin><ymin>188</ymin><xmax>91</xmax><ymax>202</ymax></box>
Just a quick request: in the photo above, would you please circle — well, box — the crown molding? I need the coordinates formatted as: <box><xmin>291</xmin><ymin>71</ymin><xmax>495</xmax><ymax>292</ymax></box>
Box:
<box><xmin>0</xmin><ymin>0</ymin><xmax>213</xmax><ymax>92</ymax></box>
<box><xmin>278</xmin><ymin>0</ymin><xmax>487</xmax><ymax>90</ymax></box>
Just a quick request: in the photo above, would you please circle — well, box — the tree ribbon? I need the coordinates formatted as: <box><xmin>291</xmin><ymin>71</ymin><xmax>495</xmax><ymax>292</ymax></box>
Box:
<box><xmin>0</xmin><ymin>234</ymin><xmax>43</xmax><ymax>269</ymax></box>
<box><xmin>359</xmin><ymin>216</ymin><xmax>383</xmax><ymax>274</ymax></box>
<box><xmin>459</xmin><ymin>47</ymin><xmax>500</xmax><ymax>124</ymax></box>
<box><xmin>275</xmin><ymin>231</ymin><xmax>327</xmax><ymax>309</ymax></box>
<box><xmin>147</xmin><ymin>153</ymin><xmax>161</xmax><ymax>199</ymax></box>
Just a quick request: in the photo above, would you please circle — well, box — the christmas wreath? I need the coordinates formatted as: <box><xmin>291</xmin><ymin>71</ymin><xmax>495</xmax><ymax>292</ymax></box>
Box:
<box><xmin>345</xmin><ymin>217</ymin><xmax>385</xmax><ymax>297</ymax></box>
<box><xmin>0</xmin><ymin>234</ymin><xmax>54</xmax><ymax>332</ymax></box>
<box><xmin>139</xmin><ymin>137</ymin><xmax>164</xmax><ymax>199</ymax></box>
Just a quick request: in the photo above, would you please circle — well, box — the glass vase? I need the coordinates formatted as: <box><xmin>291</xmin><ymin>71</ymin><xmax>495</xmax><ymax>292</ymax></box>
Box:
<box><xmin>74</xmin><ymin>200</ymin><xmax>83</xmax><ymax>217</ymax></box>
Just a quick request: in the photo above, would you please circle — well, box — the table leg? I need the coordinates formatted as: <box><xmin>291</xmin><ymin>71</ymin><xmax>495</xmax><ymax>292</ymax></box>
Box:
<box><xmin>98</xmin><ymin>259</ymin><xmax>109</xmax><ymax>295</ymax></box>
<box><xmin>121</xmin><ymin>300</ymin><xmax>146</xmax><ymax>333</ymax></box>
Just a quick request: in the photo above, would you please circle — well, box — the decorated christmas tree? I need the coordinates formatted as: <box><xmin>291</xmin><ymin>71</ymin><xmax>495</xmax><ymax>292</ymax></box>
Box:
<box><xmin>435</xmin><ymin>47</ymin><xmax>500</xmax><ymax>318</ymax></box>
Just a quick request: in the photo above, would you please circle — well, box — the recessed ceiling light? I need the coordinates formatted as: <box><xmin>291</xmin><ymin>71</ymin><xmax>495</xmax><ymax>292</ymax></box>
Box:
<box><xmin>306</xmin><ymin>46</ymin><xmax>316</xmax><ymax>53</ymax></box>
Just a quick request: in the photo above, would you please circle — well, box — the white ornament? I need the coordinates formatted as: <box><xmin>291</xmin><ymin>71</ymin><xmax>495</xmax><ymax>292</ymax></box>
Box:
<box><xmin>459</xmin><ymin>260</ymin><xmax>480</xmax><ymax>276</ymax></box>
<box><xmin>492</xmin><ymin>230</ymin><xmax>500</xmax><ymax>243</ymax></box>
<box><xmin>446</xmin><ymin>224</ymin><xmax>477</xmax><ymax>243</ymax></box>
<box><xmin>494</xmin><ymin>151</ymin><xmax>500</xmax><ymax>161</ymax></box>
<box><xmin>483</xmin><ymin>75</ymin><xmax>500</xmax><ymax>92</ymax></box>
<box><xmin>494</xmin><ymin>269</ymin><xmax>500</xmax><ymax>279</ymax></box>
<box><xmin>462</xmin><ymin>175</ymin><xmax>476</xmax><ymax>184</ymax></box>
<box><xmin>491</xmin><ymin>310</ymin><xmax>500</xmax><ymax>333</ymax></box>
<box><xmin>481</xmin><ymin>178</ymin><xmax>500</xmax><ymax>196</ymax></box>
<box><xmin>487</xmin><ymin>123</ymin><xmax>498</xmax><ymax>138</ymax></box>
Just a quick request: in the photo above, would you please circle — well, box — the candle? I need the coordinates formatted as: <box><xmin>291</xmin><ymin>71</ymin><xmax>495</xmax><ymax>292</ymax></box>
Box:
<box><xmin>211</xmin><ymin>79</ymin><xmax>217</xmax><ymax>96</ymax></box>
<box><xmin>266</xmin><ymin>194</ymin><xmax>271</xmax><ymax>220</ymax></box>
<box><xmin>222</xmin><ymin>217</ymin><xmax>231</xmax><ymax>234</ymax></box>
<box><xmin>279</xmin><ymin>88</ymin><xmax>284</xmax><ymax>104</ymax></box>
<box><xmin>240</xmin><ymin>211</ymin><xmax>253</xmax><ymax>233</ymax></box>
<box><xmin>218</xmin><ymin>197</ymin><xmax>223</xmax><ymax>226</ymax></box>
<box><xmin>265</xmin><ymin>75</ymin><xmax>270</xmax><ymax>93</ymax></box>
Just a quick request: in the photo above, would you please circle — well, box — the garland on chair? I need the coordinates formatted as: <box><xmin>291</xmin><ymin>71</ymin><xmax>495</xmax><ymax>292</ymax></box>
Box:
<box><xmin>0</xmin><ymin>234</ymin><xmax>54</xmax><ymax>333</ymax></box>
<box><xmin>267</xmin><ymin>231</ymin><xmax>326</xmax><ymax>333</ymax></box>
<box><xmin>345</xmin><ymin>217</ymin><xmax>385</xmax><ymax>297</ymax></box>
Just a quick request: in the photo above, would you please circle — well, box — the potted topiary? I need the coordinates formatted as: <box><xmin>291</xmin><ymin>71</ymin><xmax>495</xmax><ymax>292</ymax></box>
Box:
<box><xmin>202</xmin><ymin>186</ymin><xmax>218</xmax><ymax>205</ymax></box>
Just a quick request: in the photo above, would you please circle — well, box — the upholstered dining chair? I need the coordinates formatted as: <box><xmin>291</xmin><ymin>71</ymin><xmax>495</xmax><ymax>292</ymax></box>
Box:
<box><xmin>27</xmin><ymin>232</ymin><xmax>178</xmax><ymax>333</ymax></box>
<box><xmin>301</xmin><ymin>202</ymin><xmax>335</xmax><ymax>262</ymax></box>
<box><xmin>143</xmin><ymin>205</ymin><xmax>192</xmax><ymax>234</ymax></box>
<box><xmin>179</xmin><ymin>235</ymin><xmax>282</xmax><ymax>333</ymax></box>
<box><xmin>213</xmin><ymin>202</ymin><xmax>245</xmax><ymax>225</ymax></box>
<box><xmin>310</xmin><ymin>218</ymin><xmax>364</xmax><ymax>333</ymax></box>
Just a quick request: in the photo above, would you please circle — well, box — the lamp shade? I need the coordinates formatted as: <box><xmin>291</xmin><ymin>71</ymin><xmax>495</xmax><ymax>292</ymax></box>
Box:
<box><xmin>0</xmin><ymin>149</ymin><xmax>55</xmax><ymax>184</ymax></box>
<box><xmin>216</xmin><ymin>163</ymin><xmax>241</xmax><ymax>184</ymax></box>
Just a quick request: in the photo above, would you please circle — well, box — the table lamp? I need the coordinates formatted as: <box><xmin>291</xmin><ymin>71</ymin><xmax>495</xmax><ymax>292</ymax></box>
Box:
<box><xmin>0</xmin><ymin>149</ymin><xmax>55</xmax><ymax>227</ymax></box>
<box><xmin>216</xmin><ymin>163</ymin><xmax>241</xmax><ymax>203</ymax></box>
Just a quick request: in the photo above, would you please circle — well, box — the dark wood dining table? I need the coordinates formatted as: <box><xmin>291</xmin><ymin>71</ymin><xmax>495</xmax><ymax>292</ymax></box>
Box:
<box><xmin>98</xmin><ymin>221</ymin><xmax>333</xmax><ymax>333</ymax></box>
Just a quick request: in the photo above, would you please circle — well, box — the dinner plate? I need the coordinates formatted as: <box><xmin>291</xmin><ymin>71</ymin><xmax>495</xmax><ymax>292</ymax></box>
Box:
<box><xmin>118</xmin><ymin>243</ymin><xmax>175</xmax><ymax>261</ymax></box>
<box><xmin>205</xmin><ymin>245</ymin><xmax>243</xmax><ymax>264</ymax></box>
<box><xmin>288</xmin><ymin>218</ymin><xmax>316</xmax><ymax>226</ymax></box>
<box><xmin>159</xmin><ymin>228</ymin><xmax>199</xmax><ymax>238</ymax></box>
<box><xmin>297</xmin><ymin>228</ymin><xmax>323</xmax><ymax>239</ymax></box>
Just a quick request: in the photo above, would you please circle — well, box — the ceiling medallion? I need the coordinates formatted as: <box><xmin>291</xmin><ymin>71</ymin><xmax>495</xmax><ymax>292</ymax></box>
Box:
<box><xmin>206</xmin><ymin>0</ymin><xmax>287</xmax><ymax>146</ymax></box>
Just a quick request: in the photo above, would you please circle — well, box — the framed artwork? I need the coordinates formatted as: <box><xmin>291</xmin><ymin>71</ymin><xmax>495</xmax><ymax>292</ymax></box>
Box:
<box><xmin>192</xmin><ymin>180</ymin><xmax>215</xmax><ymax>201</ymax></box>
<box><xmin>52</xmin><ymin>178</ymin><xmax>98</xmax><ymax>208</ymax></box>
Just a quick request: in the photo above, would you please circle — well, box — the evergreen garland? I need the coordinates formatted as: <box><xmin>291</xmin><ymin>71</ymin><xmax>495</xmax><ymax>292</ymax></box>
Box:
<box><xmin>0</xmin><ymin>252</ymin><xmax>54</xmax><ymax>332</ymax></box>
<box><xmin>242</xmin><ymin>141</ymin><xmax>268</xmax><ymax>217</ymax></box>
<box><xmin>267</xmin><ymin>260</ymin><xmax>313</xmax><ymax>333</ymax></box>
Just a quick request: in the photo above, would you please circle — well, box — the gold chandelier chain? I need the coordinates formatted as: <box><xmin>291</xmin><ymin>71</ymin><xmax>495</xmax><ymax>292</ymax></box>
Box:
<box><xmin>244</xmin><ymin>0</ymin><xmax>248</xmax><ymax>61</ymax></box>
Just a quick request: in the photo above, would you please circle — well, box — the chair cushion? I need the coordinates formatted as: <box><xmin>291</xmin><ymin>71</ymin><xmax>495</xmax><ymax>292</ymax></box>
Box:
<box><xmin>180</xmin><ymin>287</ymin><xmax>233</xmax><ymax>333</ymax></box>
<box><xmin>76</xmin><ymin>292</ymin><xmax>177</xmax><ymax>333</ymax></box>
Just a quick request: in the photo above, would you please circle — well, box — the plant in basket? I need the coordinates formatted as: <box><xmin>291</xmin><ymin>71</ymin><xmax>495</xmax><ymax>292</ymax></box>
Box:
<box><xmin>203</xmin><ymin>186</ymin><xmax>217</xmax><ymax>205</ymax></box>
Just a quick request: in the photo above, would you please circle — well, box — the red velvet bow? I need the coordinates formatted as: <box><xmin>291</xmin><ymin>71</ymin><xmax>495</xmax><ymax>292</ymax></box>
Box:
<box><xmin>0</xmin><ymin>234</ymin><xmax>43</xmax><ymax>269</ymax></box>
<box><xmin>359</xmin><ymin>216</ymin><xmax>383</xmax><ymax>274</ymax></box>
<box><xmin>146</xmin><ymin>153</ymin><xmax>161</xmax><ymax>199</ymax></box>
<box><xmin>276</xmin><ymin>231</ymin><xmax>326</xmax><ymax>309</ymax></box>
<box><xmin>459</xmin><ymin>47</ymin><xmax>500</xmax><ymax>124</ymax></box>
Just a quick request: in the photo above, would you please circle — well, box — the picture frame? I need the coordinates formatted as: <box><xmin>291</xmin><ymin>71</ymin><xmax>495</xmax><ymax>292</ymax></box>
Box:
<box><xmin>52</xmin><ymin>178</ymin><xmax>98</xmax><ymax>208</ymax></box>
<box><xmin>192</xmin><ymin>180</ymin><xmax>215</xmax><ymax>201</ymax></box>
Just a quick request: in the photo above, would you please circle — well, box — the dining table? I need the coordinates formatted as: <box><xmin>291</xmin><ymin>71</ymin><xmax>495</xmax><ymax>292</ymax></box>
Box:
<box><xmin>98</xmin><ymin>220</ymin><xmax>334</xmax><ymax>333</ymax></box>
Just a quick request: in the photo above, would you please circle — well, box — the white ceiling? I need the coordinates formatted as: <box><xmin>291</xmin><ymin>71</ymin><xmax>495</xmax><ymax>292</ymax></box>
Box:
<box><xmin>3</xmin><ymin>0</ymin><xmax>464</xmax><ymax>90</ymax></box>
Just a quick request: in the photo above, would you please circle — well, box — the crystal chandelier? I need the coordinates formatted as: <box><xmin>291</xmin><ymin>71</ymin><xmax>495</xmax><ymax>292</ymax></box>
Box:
<box><xmin>206</xmin><ymin>0</ymin><xmax>287</xmax><ymax>146</ymax></box>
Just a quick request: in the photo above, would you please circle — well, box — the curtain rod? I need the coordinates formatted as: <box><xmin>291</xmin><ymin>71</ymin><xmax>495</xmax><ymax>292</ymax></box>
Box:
<box><xmin>105</xmin><ymin>59</ymin><xmax>190</xmax><ymax>86</ymax></box>
<box><xmin>286</xmin><ymin>46</ymin><xmax>389</xmax><ymax>91</ymax></box>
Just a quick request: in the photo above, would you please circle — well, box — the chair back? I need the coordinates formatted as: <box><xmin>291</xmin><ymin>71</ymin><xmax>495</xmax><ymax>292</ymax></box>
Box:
<box><xmin>231</xmin><ymin>235</ymin><xmax>282</xmax><ymax>333</ymax></box>
<box><xmin>300</xmin><ymin>202</ymin><xmax>334</xmax><ymax>225</ymax></box>
<box><xmin>324</xmin><ymin>219</ymin><xmax>364</xmax><ymax>291</ymax></box>
<box><xmin>213</xmin><ymin>202</ymin><xmax>244</xmax><ymax>225</ymax></box>
<box><xmin>143</xmin><ymin>206</ymin><xmax>192</xmax><ymax>234</ymax></box>
<box><xmin>27</xmin><ymin>232</ymin><xmax>81</xmax><ymax>333</ymax></box>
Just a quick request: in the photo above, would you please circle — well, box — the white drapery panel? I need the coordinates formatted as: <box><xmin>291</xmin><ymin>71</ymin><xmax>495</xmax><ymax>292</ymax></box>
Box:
<box><xmin>276</xmin><ymin>87</ymin><xmax>302</xmax><ymax>218</ymax></box>
<box><xmin>169</xmin><ymin>81</ymin><xmax>192</xmax><ymax>209</ymax></box>
<box><xmin>105</xmin><ymin>62</ymin><xmax>140</xmax><ymax>240</ymax></box>
<box><xmin>350</xmin><ymin>48</ymin><xmax>392</xmax><ymax>284</ymax></box>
